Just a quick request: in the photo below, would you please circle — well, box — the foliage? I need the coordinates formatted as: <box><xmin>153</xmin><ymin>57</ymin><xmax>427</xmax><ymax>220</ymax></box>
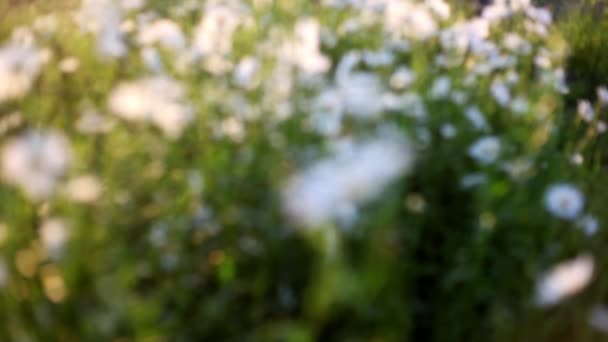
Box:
<box><xmin>557</xmin><ymin>0</ymin><xmax>608</xmax><ymax>105</ymax></box>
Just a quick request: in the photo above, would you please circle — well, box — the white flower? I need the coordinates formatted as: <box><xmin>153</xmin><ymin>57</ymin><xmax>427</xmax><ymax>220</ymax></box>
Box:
<box><xmin>570</xmin><ymin>153</ymin><xmax>584</xmax><ymax>166</ymax></box>
<box><xmin>598</xmin><ymin>86</ymin><xmax>608</xmax><ymax>105</ymax></box>
<box><xmin>65</xmin><ymin>175</ymin><xmax>102</xmax><ymax>203</ymax></box>
<box><xmin>311</xmin><ymin>87</ymin><xmax>344</xmax><ymax>136</ymax></box>
<box><xmin>59</xmin><ymin>57</ymin><xmax>80</xmax><ymax>73</ymax></box>
<box><xmin>526</xmin><ymin>6</ymin><xmax>552</xmax><ymax>25</ymax></box>
<box><xmin>108</xmin><ymin>76</ymin><xmax>193</xmax><ymax>139</ymax></box>
<box><xmin>430</xmin><ymin>76</ymin><xmax>451</xmax><ymax>99</ymax></box>
<box><xmin>287</xmin><ymin>18</ymin><xmax>331</xmax><ymax>75</ymax></box>
<box><xmin>502</xmin><ymin>33</ymin><xmax>532</xmax><ymax>54</ymax></box>
<box><xmin>217</xmin><ymin>117</ymin><xmax>245</xmax><ymax>142</ymax></box>
<box><xmin>33</xmin><ymin>14</ymin><xmax>58</xmax><ymax>35</ymax></box>
<box><xmin>440</xmin><ymin>18</ymin><xmax>489</xmax><ymax>52</ymax></box>
<box><xmin>400</xmin><ymin>92</ymin><xmax>427</xmax><ymax>120</ymax></box>
<box><xmin>141</xmin><ymin>47</ymin><xmax>163</xmax><ymax>72</ymax></box>
<box><xmin>589</xmin><ymin>305</ymin><xmax>608</xmax><ymax>333</ymax></box>
<box><xmin>468</xmin><ymin>136</ymin><xmax>500</xmax><ymax>165</ymax></box>
<box><xmin>490</xmin><ymin>79</ymin><xmax>511</xmax><ymax>106</ymax></box>
<box><xmin>577</xmin><ymin>214</ymin><xmax>599</xmax><ymax>236</ymax></box>
<box><xmin>338</xmin><ymin>72</ymin><xmax>384</xmax><ymax>118</ymax></box>
<box><xmin>461</xmin><ymin>173</ymin><xmax>487</xmax><ymax>189</ymax></box>
<box><xmin>440</xmin><ymin>124</ymin><xmax>457</xmax><ymax>139</ymax></box>
<box><xmin>482</xmin><ymin>1</ymin><xmax>510</xmax><ymax>22</ymax></box>
<box><xmin>77</xmin><ymin>0</ymin><xmax>127</xmax><ymax>58</ymax></box>
<box><xmin>283</xmin><ymin>132</ymin><xmax>413</xmax><ymax>227</ymax></box>
<box><xmin>136</xmin><ymin>19</ymin><xmax>186</xmax><ymax>51</ymax></box>
<box><xmin>390</xmin><ymin>67</ymin><xmax>416</xmax><ymax>90</ymax></box>
<box><xmin>76</xmin><ymin>110</ymin><xmax>115</xmax><ymax>134</ymax></box>
<box><xmin>0</xmin><ymin>42</ymin><xmax>48</xmax><ymax>103</ymax></box>
<box><xmin>426</xmin><ymin>0</ymin><xmax>451</xmax><ymax>20</ymax></box>
<box><xmin>149</xmin><ymin>222</ymin><xmax>168</xmax><ymax>247</ymax></box>
<box><xmin>385</xmin><ymin>1</ymin><xmax>438</xmax><ymax>40</ymax></box>
<box><xmin>40</xmin><ymin>218</ymin><xmax>69</xmax><ymax>257</ymax></box>
<box><xmin>577</xmin><ymin>100</ymin><xmax>594</xmax><ymax>122</ymax></box>
<box><xmin>121</xmin><ymin>0</ymin><xmax>145</xmax><ymax>10</ymax></box>
<box><xmin>363</xmin><ymin>50</ymin><xmax>394</xmax><ymax>67</ymax></box>
<box><xmin>233</xmin><ymin>56</ymin><xmax>260</xmax><ymax>89</ymax></box>
<box><xmin>465</xmin><ymin>106</ymin><xmax>489</xmax><ymax>131</ymax></box>
<box><xmin>511</xmin><ymin>97</ymin><xmax>529</xmax><ymax>114</ymax></box>
<box><xmin>2</xmin><ymin>131</ymin><xmax>71</xmax><ymax>200</ymax></box>
<box><xmin>534</xmin><ymin>48</ymin><xmax>552</xmax><ymax>69</ymax></box>
<box><xmin>193</xmin><ymin>4</ymin><xmax>244</xmax><ymax>57</ymax></box>
<box><xmin>536</xmin><ymin>255</ymin><xmax>594</xmax><ymax>307</ymax></box>
<box><xmin>502</xmin><ymin>158</ymin><xmax>533</xmax><ymax>180</ymax></box>
<box><xmin>545</xmin><ymin>183</ymin><xmax>584</xmax><ymax>220</ymax></box>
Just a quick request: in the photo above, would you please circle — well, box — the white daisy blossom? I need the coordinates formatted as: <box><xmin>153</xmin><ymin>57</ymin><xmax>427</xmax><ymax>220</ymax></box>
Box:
<box><xmin>77</xmin><ymin>0</ymin><xmax>127</xmax><ymax>58</ymax></box>
<box><xmin>468</xmin><ymin>136</ymin><xmax>500</xmax><ymax>165</ymax></box>
<box><xmin>1</xmin><ymin>131</ymin><xmax>71</xmax><ymax>200</ymax></box>
<box><xmin>430</xmin><ymin>76</ymin><xmax>451</xmax><ymax>99</ymax></box>
<box><xmin>193</xmin><ymin>4</ymin><xmax>243</xmax><ymax>58</ymax></box>
<box><xmin>76</xmin><ymin>110</ymin><xmax>115</xmax><ymax>134</ymax></box>
<box><xmin>363</xmin><ymin>49</ymin><xmax>394</xmax><ymax>67</ymax></box>
<box><xmin>120</xmin><ymin>0</ymin><xmax>145</xmax><ymax>10</ymax></box>
<box><xmin>490</xmin><ymin>79</ymin><xmax>511</xmax><ymax>106</ymax></box>
<box><xmin>136</xmin><ymin>19</ymin><xmax>186</xmax><ymax>51</ymax></box>
<box><xmin>234</xmin><ymin>56</ymin><xmax>260</xmax><ymax>89</ymax></box>
<box><xmin>390</xmin><ymin>67</ymin><xmax>416</xmax><ymax>90</ymax></box>
<box><xmin>385</xmin><ymin>1</ymin><xmax>438</xmax><ymax>40</ymax></box>
<box><xmin>545</xmin><ymin>184</ymin><xmax>584</xmax><ymax>220</ymax></box>
<box><xmin>461</xmin><ymin>173</ymin><xmax>487</xmax><ymax>189</ymax></box>
<box><xmin>465</xmin><ymin>106</ymin><xmax>489</xmax><ymax>131</ymax></box>
<box><xmin>338</xmin><ymin>72</ymin><xmax>384</xmax><ymax>118</ymax></box>
<box><xmin>108</xmin><ymin>76</ymin><xmax>193</xmax><ymax>139</ymax></box>
<box><xmin>570</xmin><ymin>153</ymin><xmax>584</xmax><ymax>166</ymax></box>
<box><xmin>526</xmin><ymin>6</ymin><xmax>552</xmax><ymax>25</ymax></box>
<box><xmin>502</xmin><ymin>33</ymin><xmax>532</xmax><ymax>54</ymax></box>
<box><xmin>283</xmin><ymin>133</ymin><xmax>413</xmax><ymax>227</ymax></box>
<box><xmin>502</xmin><ymin>158</ymin><xmax>533</xmax><ymax>180</ymax></box>
<box><xmin>0</xmin><ymin>42</ymin><xmax>48</xmax><ymax>103</ymax></box>
<box><xmin>141</xmin><ymin>47</ymin><xmax>163</xmax><ymax>72</ymax></box>
<box><xmin>440</xmin><ymin>124</ymin><xmax>457</xmax><ymax>139</ymax></box>
<box><xmin>598</xmin><ymin>86</ymin><xmax>608</xmax><ymax>105</ymax></box>
<box><xmin>589</xmin><ymin>305</ymin><xmax>608</xmax><ymax>333</ymax></box>
<box><xmin>577</xmin><ymin>214</ymin><xmax>599</xmax><ymax>236</ymax></box>
<box><xmin>40</xmin><ymin>218</ymin><xmax>70</xmax><ymax>257</ymax></box>
<box><xmin>65</xmin><ymin>175</ymin><xmax>102</xmax><ymax>203</ymax></box>
<box><xmin>482</xmin><ymin>1</ymin><xmax>510</xmax><ymax>23</ymax></box>
<box><xmin>451</xmin><ymin>90</ymin><xmax>467</xmax><ymax>105</ymax></box>
<box><xmin>426</xmin><ymin>0</ymin><xmax>451</xmax><ymax>20</ymax></box>
<box><xmin>149</xmin><ymin>223</ymin><xmax>168</xmax><ymax>247</ymax></box>
<box><xmin>536</xmin><ymin>255</ymin><xmax>594</xmax><ymax>307</ymax></box>
<box><xmin>289</xmin><ymin>18</ymin><xmax>331</xmax><ymax>75</ymax></box>
<box><xmin>59</xmin><ymin>57</ymin><xmax>80</xmax><ymax>73</ymax></box>
<box><xmin>399</xmin><ymin>92</ymin><xmax>427</xmax><ymax>120</ymax></box>
<box><xmin>333</xmin><ymin>52</ymin><xmax>383</xmax><ymax>118</ymax></box>
<box><xmin>440</xmin><ymin>18</ymin><xmax>489</xmax><ymax>52</ymax></box>
<box><xmin>311</xmin><ymin>88</ymin><xmax>344</xmax><ymax>136</ymax></box>
<box><xmin>511</xmin><ymin>97</ymin><xmax>529</xmax><ymax>114</ymax></box>
<box><xmin>33</xmin><ymin>14</ymin><xmax>58</xmax><ymax>35</ymax></box>
<box><xmin>577</xmin><ymin>100</ymin><xmax>594</xmax><ymax>122</ymax></box>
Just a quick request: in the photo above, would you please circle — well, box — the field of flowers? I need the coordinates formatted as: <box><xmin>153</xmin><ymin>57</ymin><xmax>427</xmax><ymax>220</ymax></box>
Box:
<box><xmin>1</xmin><ymin>0</ymin><xmax>608</xmax><ymax>340</ymax></box>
